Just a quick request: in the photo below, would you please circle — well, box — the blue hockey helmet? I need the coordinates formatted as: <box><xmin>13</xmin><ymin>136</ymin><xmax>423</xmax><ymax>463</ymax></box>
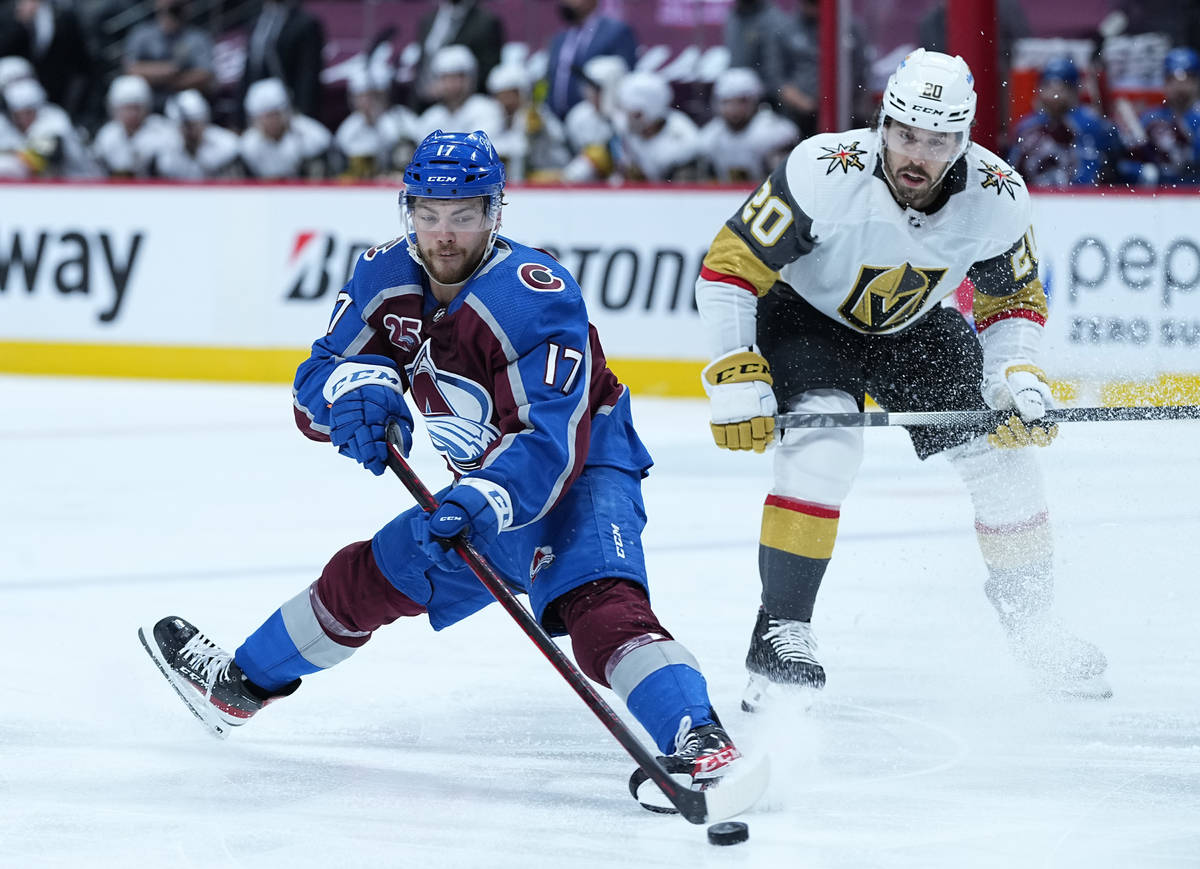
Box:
<box><xmin>1039</xmin><ymin>56</ymin><xmax>1080</xmax><ymax>87</ymax></box>
<box><xmin>1164</xmin><ymin>47</ymin><xmax>1200</xmax><ymax>80</ymax></box>
<box><xmin>402</xmin><ymin>129</ymin><xmax>505</xmax><ymax>209</ymax></box>
<box><xmin>400</xmin><ymin>130</ymin><xmax>506</xmax><ymax>285</ymax></box>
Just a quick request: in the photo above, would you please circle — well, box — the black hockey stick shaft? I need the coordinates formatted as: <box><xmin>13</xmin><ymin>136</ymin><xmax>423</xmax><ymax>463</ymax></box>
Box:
<box><xmin>383</xmin><ymin>424</ymin><xmax>709</xmax><ymax>824</ymax></box>
<box><xmin>775</xmin><ymin>404</ymin><xmax>1200</xmax><ymax>429</ymax></box>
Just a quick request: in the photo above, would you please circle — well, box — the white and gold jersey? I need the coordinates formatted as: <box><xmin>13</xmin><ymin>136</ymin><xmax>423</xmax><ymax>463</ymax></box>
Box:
<box><xmin>698</xmin><ymin>108</ymin><xmax>799</xmax><ymax>183</ymax></box>
<box><xmin>615</xmin><ymin>109</ymin><xmax>700</xmax><ymax>181</ymax></box>
<box><xmin>695</xmin><ymin>128</ymin><xmax>1045</xmax><ymax>357</ymax></box>
<box><xmin>239</xmin><ymin>113</ymin><xmax>331</xmax><ymax>179</ymax></box>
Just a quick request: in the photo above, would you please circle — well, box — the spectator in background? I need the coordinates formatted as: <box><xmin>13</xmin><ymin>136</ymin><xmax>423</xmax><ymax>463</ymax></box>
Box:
<box><xmin>124</xmin><ymin>0</ymin><xmax>215</xmax><ymax>111</ymax></box>
<box><xmin>561</xmin><ymin>53</ymin><xmax>626</xmax><ymax>183</ymax></box>
<box><xmin>724</xmin><ymin>0</ymin><xmax>793</xmax><ymax>110</ymax></box>
<box><xmin>486</xmin><ymin>62</ymin><xmax>569</xmax><ymax>181</ymax></box>
<box><xmin>918</xmin><ymin>0</ymin><xmax>1028</xmax><ymax>108</ymax></box>
<box><xmin>1</xmin><ymin>77</ymin><xmax>94</xmax><ymax>177</ymax></box>
<box><xmin>1137</xmin><ymin>47</ymin><xmax>1200</xmax><ymax>186</ymax></box>
<box><xmin>613</xmin><ymin>70</ymin><xmax>700</xmax><ymax>182</ymax></box>
<box><xmin>335</xmin><ymin>62</ymin><xmax>418</xmax><ymax>179</ymax></box>
<box><xmin>779</xmin><ymin>0</ymin><xmax>873</xmax><ymax>129</ymax></box>
<box><xmin>0</xmin><ymin>0</ymin><xmax>92</xmax><ymax>120</ymax></box>
<box><xmin>92</xmin><ymin>74</ymin><xmax>175</xmax><ymax>177</ymax></box>
<box><xmin>698</xmin><ymin>68</ymin><xmax>798</xmax><ymax>183</ymax></box>
<box><xmin>544</xmin><ymin>0</ymin><xmax>637</xmax><ymax>120</ymax></box>
<box><xmin>1107</xmin><ymin>0</ymin><xmax>1200</xmax><ymax>55</ymax></box>
<box><xmin>241</xmin><ymin>0</ymin><xmax>325</xmax><ymax>123</ymax></box>
<box><xmin>156</xmin><ymin>89</ymin><xmax>242</xmax><ymax>179</ymax></box>
<box><xmin>413</xmin><ymin>45</ymin><xmax>503</xmax><ymax>142</ymax></box>
<box><xmin>1008</xmin><ymin>57</ymin><xmax>1140</xmax><ymax>187</ymax></box>
<box><xmin>413</xmin><ymin>0</ymin><xmax>504</xmax><ymax>110</ymax></box>
<box><xmin>240</xmin><ymin>76</ymin><xmax>332</xmax><ymax>179</ymax></box>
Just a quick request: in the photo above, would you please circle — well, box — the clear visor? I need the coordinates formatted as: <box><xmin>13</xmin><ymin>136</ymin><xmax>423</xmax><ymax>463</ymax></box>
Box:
<box><xmin>404</xmin><ymin>197</ymin><xmax>496</xmax><ymax>234</ymax></box>
<box><xmin>883</xmin><ymin>123</ymin><xmax>965</xmax><ymax>163</ymax></box>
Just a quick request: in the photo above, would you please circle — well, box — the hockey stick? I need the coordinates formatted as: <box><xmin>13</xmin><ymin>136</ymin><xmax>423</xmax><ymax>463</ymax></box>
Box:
<box><xmin>775</xmin><ymin>404</ymin><xmax>1200</xmax><ymax>429</ymax></box>
<box><xmin>384</xmin><ymin>424</ymin><xmax>764</xmax><ymax>825</ymax></box>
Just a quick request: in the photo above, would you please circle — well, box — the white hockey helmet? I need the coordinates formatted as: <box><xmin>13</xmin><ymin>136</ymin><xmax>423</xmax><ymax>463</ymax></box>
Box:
<box><xmin>880</xmin><ymin>49</ymin><xmax>976</xmax><ymax>134</ymax></box>
<box><xmin>4</xmin><ymin>78</ymin><xmax>44</xmax><ymax>112</ymax></box>
<box><xmin>616</xmin><ymin>71</ymin><xmax>672</xmax><ymax>122</ymax></box>
<box><xmin>108</xmin><ymin>74</ymin><xmax>152</xmax><ymax>110</ymax></box>
<box><xmin>712</xmin><ymin>67</ymin><xmax>763</xmax><ymax>104</ymax></box>
<box><xmin>430</xmin><ymin>45</ymin><xmax>477</xmax><ymax>80</ymax></box>
<box><xmin>580</xmin><ymin>55</ymin><xmax>628</xmax><ymax>116</ymax></box>
<box><xmin>0</xmin><ymin>56</ymin><xmax>34</xmax><ymax>91</ymax></box>
<box><xmin>166</xmin><ymin>89</ymin><xmax>210</xmax><ymax>123</ymax></box>
<box><xmin>245</xmin><ymin>77</ymin><xmax>290</xmax><ymax>117</ymax></box>
<box><xmin>486</xmin><ymin>63</ymin><xmax>529</xmax><ymax>96</ymax></box>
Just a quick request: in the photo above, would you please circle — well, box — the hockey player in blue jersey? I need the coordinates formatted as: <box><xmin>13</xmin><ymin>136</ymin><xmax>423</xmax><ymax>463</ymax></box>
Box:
<box><xmin>1136</xmin><ymin>48</ymin><xmax>1200</xmax><ymax>186</ymax></box>
<box><xmin>139</xmin><ymin>129</ymin><xmax>764</xmax><ymax>815</ymax></box>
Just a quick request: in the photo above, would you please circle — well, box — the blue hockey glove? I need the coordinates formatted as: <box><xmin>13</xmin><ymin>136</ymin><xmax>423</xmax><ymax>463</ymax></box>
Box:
<box><xmin>412</xmin><ymin>479</ymin><xmax>512</xmax><ymax>569</ymax></box>
<box><xmin>322</xmin><ymin>355</ymin><xmax>414</xmax><ymax>476</ymax></box>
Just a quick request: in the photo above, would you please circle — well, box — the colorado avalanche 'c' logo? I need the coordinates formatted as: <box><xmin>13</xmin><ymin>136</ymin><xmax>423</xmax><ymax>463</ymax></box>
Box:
<box><xmin>408</xmin><ymin>342</ymin><xmax>501</xmax><ymax>470</ymax></box>
<box><xmin>517</xmin><ymin>262</ymin><xmax>566</xmax><ymax>292</ymax></box>
<box><xmin>529</xmin><ymin>545</ymin><xmax>556</xmax><ymax>582</ymax></box>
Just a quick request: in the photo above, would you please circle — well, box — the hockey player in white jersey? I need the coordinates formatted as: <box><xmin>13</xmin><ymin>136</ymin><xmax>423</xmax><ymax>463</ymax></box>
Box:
<box><xmin>156</xmin><ymin>90</ymin><xmax>241</xmax><ymax>180</ymax></box>
<box><xmin>91</xmin><ymin>75</ymin><xmax>174</xmax><ymax>177</ymax></box>
<box><xmin>613</xmin><ymin>70</ymin><xmax>700</xmax><ymax>181</ymax></box>
<box><xmin>698</xmin><ymin>68</ymin><xmax>799</xmax><ymax>183</ymax></box>
<box><xmin>239</xmin><ymin>78</ymin><xmax>332</xmax><ymax>180</ymax></box>
<box><xmin>695</xmin><ymin>49</ymin><xmax>1111</xmax><ymax>706</ymax></box>
<box><xmin>1</xmin><ymin>78</ymin><xmax>95</xmax><ymax>177</ymax></box>
<box><xmin>334</xmin><ymin>62</ymin><xmax>417</xmax><ymax>179</ymax></box>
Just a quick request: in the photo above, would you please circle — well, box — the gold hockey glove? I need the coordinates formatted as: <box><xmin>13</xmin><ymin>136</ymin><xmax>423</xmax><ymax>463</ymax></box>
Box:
<box><xmin>701</xmin><ymin>347</ymin><xmax>777</xmax><ymax>453</ymax></box>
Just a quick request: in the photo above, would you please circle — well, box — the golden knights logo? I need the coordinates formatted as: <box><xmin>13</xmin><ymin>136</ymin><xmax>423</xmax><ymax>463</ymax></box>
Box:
<box><xmin>816</xmin><ymin>141</ymin><xmax>867</xmax><ymax>174</ymax></box>
<box><xmin>978</xmin><ymin>160</ymin><xmax>1021</xmax><ymax>198</ymax></box>
<box><xmin>839</xmin><ymin>263</ymin><xmax>948</xmax><ymax>333</ymax></box>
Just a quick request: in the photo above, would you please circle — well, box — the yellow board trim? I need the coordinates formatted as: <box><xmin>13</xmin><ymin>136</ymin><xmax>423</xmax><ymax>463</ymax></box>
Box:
<box><xmin>761</xmin><ymin>503</ymin><xmax>839</xmax><ymax>559</ymax></box>
<box><xmin>0</xmin><ymin>342</ymin><xmax>308</xmax><ymax>384</ymax></box>
<box><xmin>3</xmin><ymin>342</ymin><xmax>1200</xmax><ymax>407</ymax></box>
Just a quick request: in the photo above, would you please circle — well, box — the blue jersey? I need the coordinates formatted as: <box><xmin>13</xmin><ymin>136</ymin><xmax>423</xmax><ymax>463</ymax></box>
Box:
<box><xmin>1008</xmin><ymin>106</ymin><xmax>1134</xmax><ymax>186</ymax></box>
<box><xmin>292</xmin><ymin>235</ymin><xmax>653</xmax><ymax>529</ymax></box>
<box><xmin>1139</xmin><ymin>104</ymin><xmax>1200</xmax><ymax>185</ymax></box>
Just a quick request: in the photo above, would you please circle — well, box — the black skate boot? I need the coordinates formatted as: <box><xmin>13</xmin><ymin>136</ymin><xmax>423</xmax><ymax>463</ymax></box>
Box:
<box><xmin>741</xmin><ymin>607</ymin><xmax>825</xmax><ymax>712</ymax></box>
<box><xmin>629</xmin><ymin>718</ymin><xmax>746</xmax><ymax>814</ymax></box>
<box><xmin>138</xmin><ymin>616</ymin><xmax>300</xmax><ymax>738</ymax></box>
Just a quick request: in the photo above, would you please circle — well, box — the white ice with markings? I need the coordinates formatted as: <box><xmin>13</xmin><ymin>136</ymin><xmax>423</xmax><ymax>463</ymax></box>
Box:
<box><xmin>1</xmin><ymin>375</ymin><xmax>1197</xmax><ymax>868</ymax></box>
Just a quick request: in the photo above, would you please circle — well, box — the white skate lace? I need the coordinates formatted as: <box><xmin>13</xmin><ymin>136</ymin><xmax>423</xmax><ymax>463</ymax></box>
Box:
<box><xmin>179</xmin><ymin>633</ymin><xmax>235</xmax><ymax>700</ymax></box>
<box><xmin>764</xmin><ymin>619</ymin><xmax>820</xmax><ymax>665</ymax></box>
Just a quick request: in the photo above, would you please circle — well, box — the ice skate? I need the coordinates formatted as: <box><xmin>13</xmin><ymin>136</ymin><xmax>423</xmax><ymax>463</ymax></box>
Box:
<box><xmin>1003</xmin><ymin>611</ymin><xmax>1111</xmax><ymax>700</ymax></box>
<box><xmin>138</xmin><ymin>616</ymin><xmax>300</xmax><ymax>738</ymax></box>
<box><xmin>629</xmin><ymin>719</ymin><xmax>751</xmax><ymax>814</ymax></box>
<box><xmin>741</xmin><ymin>608</ymin><xmax>825</xmax><ymax>712</ymax></box>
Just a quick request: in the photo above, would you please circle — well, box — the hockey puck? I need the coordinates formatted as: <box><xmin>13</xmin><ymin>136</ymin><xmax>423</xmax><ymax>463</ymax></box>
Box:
<box><xmin>706</xmin><ymin>821</ymin><xmax>749</xmax><ymax>846</ymax></box>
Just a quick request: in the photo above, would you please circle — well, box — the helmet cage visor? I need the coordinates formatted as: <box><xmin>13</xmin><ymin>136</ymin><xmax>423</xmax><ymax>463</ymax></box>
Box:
<box><xmin>882</xmin><ymin>122</ymin><xmax>965</xmax><ymax>164</ymax></box>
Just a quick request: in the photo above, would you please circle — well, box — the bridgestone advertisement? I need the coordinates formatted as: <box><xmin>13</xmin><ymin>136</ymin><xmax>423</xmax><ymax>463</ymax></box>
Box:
<box><xmin>0</xmin><ymin>184</ymin><xmax>1197</xmax><ymax>396</ymax></box>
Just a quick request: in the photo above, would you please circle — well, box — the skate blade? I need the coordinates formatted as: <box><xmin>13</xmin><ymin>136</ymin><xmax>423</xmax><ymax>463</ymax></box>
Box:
<box><xmin>1036</xmin><ymin>672</ymin><xmax>1113</xmax><ymax>701</ymax></box>
<box><xmin>633</xmin><ymin>752</ymin><xmax>771</xmax><ymax>822</ymax></box>
<box><xmin>137</xmin><ymin>626</ymin><xmax>233</xmax><ymax>739</ymax></box>
<box><xmin>741</xmin><ymin>673</ymin><xmax>820</xmax><ymax>714</ymax></box>
<box><xmin>700</xmin><ymin>751</ymin><xmax>771</xmax><ymax>822</ymax></box>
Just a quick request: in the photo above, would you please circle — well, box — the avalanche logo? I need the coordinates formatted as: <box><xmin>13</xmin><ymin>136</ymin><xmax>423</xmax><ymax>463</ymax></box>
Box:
<box><xmin>517</xmin><ymin>262</ymin><xmax>566</xmax><ymax>292</ymax></box>
<box><xmin>529</xmin><ymin>545</ymin><xmax>556</xmax><ymax>582</ymax></box>
<box><xmin>408</xmin><ymin>342</ymin><xmax>500</xmax><ymax>471</ymax></box>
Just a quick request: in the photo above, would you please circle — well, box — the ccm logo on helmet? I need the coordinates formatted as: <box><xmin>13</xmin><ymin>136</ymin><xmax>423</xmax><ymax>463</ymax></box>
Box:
<box><xmin>517</xmin><ymin>262</ymin><xmax>566</xmax><ymax>292</ymax></box>
<box><xmin>426</xmin><ymin>175</ymin><xmax>458</xmax><ymax>181</ymax></box>
<box><xmin>912</xmin><ymin>105</ymin><xmax>945</xmax><ymax>115</ymax></box>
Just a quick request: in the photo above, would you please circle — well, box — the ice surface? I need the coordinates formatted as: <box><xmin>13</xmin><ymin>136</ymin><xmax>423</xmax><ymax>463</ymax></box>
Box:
<box><xmin>1</xmin><ymin>375</ymin><xmax>1197</xmax><ymax>868</ymax></box>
